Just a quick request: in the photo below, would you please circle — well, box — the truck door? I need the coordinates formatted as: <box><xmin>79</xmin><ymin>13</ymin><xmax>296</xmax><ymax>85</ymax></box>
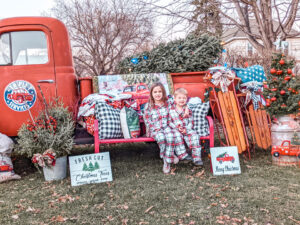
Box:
<box><xmin>0</xmin><ymin>26</ymin><xmax>56</xmax><ymax>136</ymax></box>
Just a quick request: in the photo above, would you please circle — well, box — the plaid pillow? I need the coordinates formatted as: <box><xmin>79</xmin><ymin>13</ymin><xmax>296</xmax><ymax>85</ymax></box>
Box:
<box><xmin>95</xmin><ymin>102</ymin><xmax>123</xmax><ymax>139</ymax></box>
<box><xmin>189</xmin><ymin>102</ymin><xmax>210</xmax><ymax>137</ymax></box>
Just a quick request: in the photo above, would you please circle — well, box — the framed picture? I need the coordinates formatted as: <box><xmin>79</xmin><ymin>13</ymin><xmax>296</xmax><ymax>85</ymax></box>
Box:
<box><xmin>93</xmin><ymin>73</ymin><xmax>173</xmax><ymax>98</ymax></box>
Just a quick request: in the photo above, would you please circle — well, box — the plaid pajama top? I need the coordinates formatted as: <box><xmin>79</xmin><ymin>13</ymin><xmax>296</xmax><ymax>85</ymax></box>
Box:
<box><xmin>144</xmin><ymin>103</ymin><xmax>170</xmax><ymax>135</ymax></box>
<box><xmin>143</xmin><ymin>102</ymin><xmax>189</xmax><ymax>163</ymax></box>
<box><xmin>168</xmin><ymin>105</ymin><xmax>194</xmax><ymax>132</ymax></box>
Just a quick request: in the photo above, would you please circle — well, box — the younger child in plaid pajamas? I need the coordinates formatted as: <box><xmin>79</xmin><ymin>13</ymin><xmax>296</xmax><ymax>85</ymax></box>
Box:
<box><xmin>144</xmin><ymin>83</ymin><xmax>188</xmax><ymax>174</ymax></box>
<box><xmin>168</xmin><ymin>88</ymin><xmax>203</xmax><ymax>166</ymax></box>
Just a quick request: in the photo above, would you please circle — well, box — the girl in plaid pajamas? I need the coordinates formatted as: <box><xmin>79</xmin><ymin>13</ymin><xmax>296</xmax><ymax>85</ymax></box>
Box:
<box><xmin>168</xmin><ymin>88</ymin><xmax>203</xmax><ymax>166</ymax></box>
<box><xmin>144</xmin><ymin>82</ymin><xmax>188</xmax><ymax>174</ymax></box>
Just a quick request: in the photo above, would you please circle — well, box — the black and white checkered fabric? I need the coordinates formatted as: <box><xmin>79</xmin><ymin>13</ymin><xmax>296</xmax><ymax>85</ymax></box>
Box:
<box><xmin>95</xmin><ymin>101</ymin><xmax>123</xmax><ymax>139</ymax></box>
<box><xmin>188</xmin><ymin>101</ymin><xmax>210</xmax><ymax>137</ymax></box>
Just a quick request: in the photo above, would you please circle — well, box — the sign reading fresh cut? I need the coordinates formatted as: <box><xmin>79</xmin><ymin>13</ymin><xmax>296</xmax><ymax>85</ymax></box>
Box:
<box><xmin>69</xmin><ymin>152</ymin><xmax>113</xmax><ymax>186</ymax></box>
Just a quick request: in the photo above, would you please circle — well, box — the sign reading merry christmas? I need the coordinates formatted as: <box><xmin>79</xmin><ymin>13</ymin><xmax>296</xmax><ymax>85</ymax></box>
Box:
<box><xmin>210</xmin><ymin>146</ymin><xmax>241</xmax><ymax>176</ymax></box>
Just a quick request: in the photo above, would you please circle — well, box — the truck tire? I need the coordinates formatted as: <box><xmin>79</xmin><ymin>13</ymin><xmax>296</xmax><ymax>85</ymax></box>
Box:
<box><xmin>273</xmin><ymin>152</ymin><xmax>279</xmax><ymax>157</ymax></box>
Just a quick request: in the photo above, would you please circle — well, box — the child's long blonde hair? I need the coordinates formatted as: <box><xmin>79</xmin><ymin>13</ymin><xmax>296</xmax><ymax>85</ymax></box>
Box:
<box><xmin>148</xmin><ymin>82</ymin><xmax>167</xmax><ymax>108</ymax></box>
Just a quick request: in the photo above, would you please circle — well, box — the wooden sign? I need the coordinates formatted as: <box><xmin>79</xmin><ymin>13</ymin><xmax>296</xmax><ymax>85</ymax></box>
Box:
<box><xmin>210</xmin><ymin>146</ymin><xmax>241</xmax><ymax>176</ymax></box>
<box><xmin>69</xmin><ymin>152</ymin><xmax>113</xmax><ymax>186</ymax></box>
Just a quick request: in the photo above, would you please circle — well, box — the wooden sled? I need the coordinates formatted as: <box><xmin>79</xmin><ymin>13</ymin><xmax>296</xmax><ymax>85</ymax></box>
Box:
<box><xmin>247</xmin><ymin>104</ymin><xmax>271</xmax><ymax>150</ymax></box>
<box><xmin>217</xmin><ymin>91</ymin><xmax>247</xmax><ymax>153</ymax></box>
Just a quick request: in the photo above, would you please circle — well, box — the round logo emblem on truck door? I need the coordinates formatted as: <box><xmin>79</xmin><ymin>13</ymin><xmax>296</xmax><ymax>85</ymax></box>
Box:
<box><xmin>4</xmin><ymin>80</ymin><xmax>37</xmax><ymax>112</ymax></box>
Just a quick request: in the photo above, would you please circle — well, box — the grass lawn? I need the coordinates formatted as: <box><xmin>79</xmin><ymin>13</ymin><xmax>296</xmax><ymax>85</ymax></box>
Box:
<box><xmin>1</xmin><ymin>143</ymin><xmax>300</xmax><ymax>225</ymax></box>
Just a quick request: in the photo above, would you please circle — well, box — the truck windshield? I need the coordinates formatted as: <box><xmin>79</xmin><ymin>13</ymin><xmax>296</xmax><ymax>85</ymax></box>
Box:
<box><xmin>123</xmin><ymin>86</ymin><xmax>136</xmax><ymax>92</ymax></box>
<box><xmin>0</xmin><ymin>31</ymin><xmax>48</xmax><ymax>66</ymax></box>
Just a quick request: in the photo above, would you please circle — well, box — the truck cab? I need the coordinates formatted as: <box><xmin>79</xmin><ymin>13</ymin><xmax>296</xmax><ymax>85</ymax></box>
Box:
<box><xmin>0</xmin><ymin>17</ymin><xmax>78</xmax><ymax>136</ymax></box>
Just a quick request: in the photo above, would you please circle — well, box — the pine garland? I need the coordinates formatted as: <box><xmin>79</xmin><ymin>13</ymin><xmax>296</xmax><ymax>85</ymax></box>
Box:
<box><xmin>117</xmin><ymin>34</ymin><xmax>222</xmax><ymax>74</ymax></box>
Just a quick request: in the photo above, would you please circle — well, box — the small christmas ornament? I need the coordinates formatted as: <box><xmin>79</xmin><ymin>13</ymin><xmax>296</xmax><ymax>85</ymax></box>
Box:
<box><xmin>287</xmin><ymin>69</ymin><xmax>292</xmax><ymax>74</ymax></box>
<box><xmin>131</xmin><ymin>58</ymin><xmax>139</xmax><ymax>64</ymax></box>
<box><xmin>272</xmin><ymin>77</ymin><xmax>277</xmax><ymax>81</ymax></box>
<box><xmin>279</xmin><ymin>59</ymin><xmax>285</xmax><ymax>65</ymax></box>
<box><xmin>277</xmin><ymin>70</ymin><xmax>283</xmax><ymax>75</ymax></box>
<box><xmin>270</xmin><ymin>68</ymin><xmax>276</xmax><ymax>74</ymax></box>
<box><xmin>266</xmin><ymin>102</ymin><xmax>270</xmax><ymax>107</ymax></box>
<box><xmin>271</xmin><ymin>88</ymin><xmax>277</xmax><ymax>91</ymax></box>
<box><xmin>244</xmin><ymin>62</ymin><xmax>249</xmax><ymax>67</ymax></box>
<box><xmin>284</xmin><ymin>76</ymin><xmax>291</xmax><ymax>81</ymax></box>
<box><xmin>288</xmin><ymin>88</ymin><xmax>292</xmax><ymax>91</ymax></box>
<box><xmin>271</xmin><ymin>97</ymin><xmax>277</xmax><ymax>101</ymax></box>
<box><xmin>281</xmin><ymin>104</ymin><xmax>287</xmax><ymax>108</ymax></box>
<box><xmin>298</xmin><ymin>101</ymin><xmax>300</xmax><ymax>106</ymax></box>
<box><xmin>280</xmin><ymin>90</ymin><xmax>286</xmax><ymax>95</ymax></box>
<box><xmin>292</xmin><ymin>73</ymin><xmax>296</xmax><ymax>77</ymax></box>
<box><xmin>263</xmin><ymin>84</ymin><xmax>268</xmax><ymax>88</ymax></box>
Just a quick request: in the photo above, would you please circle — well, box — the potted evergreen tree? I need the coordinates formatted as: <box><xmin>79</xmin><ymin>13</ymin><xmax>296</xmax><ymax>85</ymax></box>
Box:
<box><xmin>16</xmin><ymin>100</ymin><xmax>74</xmax><ymax>181</ymax></box>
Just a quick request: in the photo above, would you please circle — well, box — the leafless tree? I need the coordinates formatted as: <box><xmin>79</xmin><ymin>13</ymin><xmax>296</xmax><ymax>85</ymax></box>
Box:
<box><xmin>51</xmin><ymin>0</ymin><xmax>153</xmax><ymax>77</ymax></box>
<box><xmin>222</xmin><ymin>48</ymin><xmax>272</xmax><ymax>71</ymax></box>
<box><xmin>142</xmin><ymin>0</ymin><xmax>300</xmax><ymax>56</ymax></box>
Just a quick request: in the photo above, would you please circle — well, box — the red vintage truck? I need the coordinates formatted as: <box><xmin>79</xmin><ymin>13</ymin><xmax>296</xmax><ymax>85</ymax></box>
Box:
<box><xmin>0</xmin><ymin>17</ymin><xmax>213</xmax><ymax>144</ymax></box>
<box><xmin>271</xmin><ymin>140</ymin><xmax>300</xmax><ymax>158</ymax></box>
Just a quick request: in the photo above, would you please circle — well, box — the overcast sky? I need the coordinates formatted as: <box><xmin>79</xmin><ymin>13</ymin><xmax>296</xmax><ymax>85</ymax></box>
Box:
<box><xmin>0</xmin><ymin>0</ymin><xmax>184</xmax><ymax>40</ymax></box>
<box><xmin>0</xmin><ymin>0</ymin><xmax>54</xmax><ymax>19</ymax></box>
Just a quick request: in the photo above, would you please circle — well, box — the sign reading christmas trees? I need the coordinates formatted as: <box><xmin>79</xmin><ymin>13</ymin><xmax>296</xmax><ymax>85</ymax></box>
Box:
<box><xmin>210</xmin><ymin>146</ymin><xmax>241</xmax><ymax>176</ymax></box>
<box><xmin>69</xmin><ymin>152</ymin><xmax>113</xmax><ymax>186</ymax></box>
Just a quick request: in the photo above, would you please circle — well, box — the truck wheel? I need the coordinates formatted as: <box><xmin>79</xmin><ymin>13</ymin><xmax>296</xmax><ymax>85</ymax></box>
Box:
<box><xmin>219</xmin><ymin>160</ymin><xmax>223</xmax><ymax>164</ymax></box>
<box><xmin>273</xmin><ymin>152</ymin><xmax>279</xmax><ymax>157</ymax></box>
<box><xmin>231</xmin><ymin>159</ymin><xmax>235</xmax><ymax>163</ymax></box>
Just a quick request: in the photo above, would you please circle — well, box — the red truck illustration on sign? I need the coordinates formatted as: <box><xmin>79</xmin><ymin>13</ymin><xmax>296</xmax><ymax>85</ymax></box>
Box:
<box><xmin>216</xmin><ymin>152</ymin><xmax>235</xmax><ymax>163</ymax></box>
<box><xmin>123</xmin><ymin>83</ymin><xmax>149</xmax><ymax>109</ymax></box>
<box><xmin>7</xmin><ymin>92</ymin><xmax>34</xmax><ymax>103</ymax></box>
<box><xmin>123</xmin><ymin>83</ymin><xmax>149</xmax><ymax>99</ymax></box>
<box><xmin>271</xmin><ymin>140</ymin><xmax>300</xmax><ymax>158</ymax></box>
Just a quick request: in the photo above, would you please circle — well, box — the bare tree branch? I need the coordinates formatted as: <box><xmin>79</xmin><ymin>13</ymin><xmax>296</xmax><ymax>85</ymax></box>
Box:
<box><xmin>51</xmin><ymin>0</ymin><xmax>154</xmax><ymax>77</ymax></box>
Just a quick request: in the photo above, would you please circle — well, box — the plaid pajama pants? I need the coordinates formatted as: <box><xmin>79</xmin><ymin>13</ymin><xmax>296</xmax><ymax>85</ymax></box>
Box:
<box><xmin>151</xmin><ymin>127</ymin><xmax>187</xmax><ymax>164</ymax></box>
<box><xmin>183</xmin><ymin>129</ymin><xmax>202</xmax><ymax>162</ymax></box>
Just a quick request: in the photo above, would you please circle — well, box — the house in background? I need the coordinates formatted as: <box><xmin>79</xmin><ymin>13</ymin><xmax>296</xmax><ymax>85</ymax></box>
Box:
<box><xmin>222</xmin><ymin>22</ymin><xmax>300</xmax><ymax>65</ymax></box>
